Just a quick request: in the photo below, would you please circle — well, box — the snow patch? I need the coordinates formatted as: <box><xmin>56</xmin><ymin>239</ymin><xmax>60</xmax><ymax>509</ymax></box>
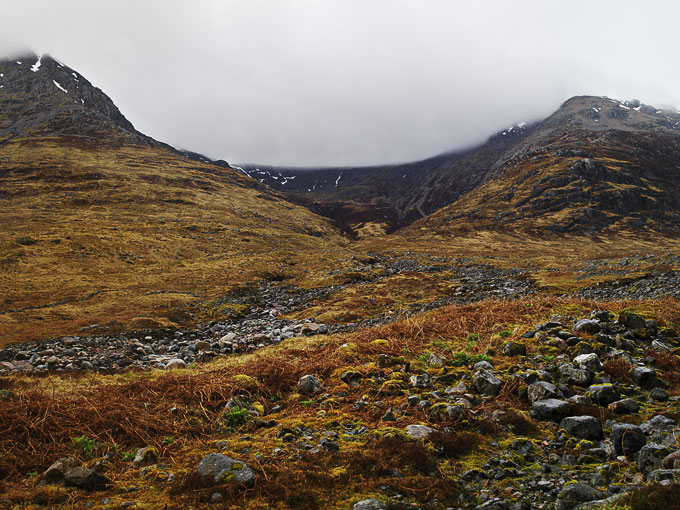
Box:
<box><xmin>335</xmin><ymin>173</ymin><xmax>342</xmax><ymax>187</ymax></box>
<box><xmin>517</xmin><ymin>121</ymin><xmax>528</xmax><ymax>128</ymax></box>
<box><xmin>618</xmin><ymin>104</ymin><xmax>630</xmax><ymax>110</ymax></box>
<box><xmin>30</xmin><ymin>55</ymin><xmax>42</xmax><ymax>72</ymax></box>
<box><xmin>16</xmin><ymin>61</ymin><xmax>22</xmax><ymax>65</ymax></box>
<box><xmin>53</xmin><ymin>80</ymin><xmax>68</xmax><ymax>93</ymax></box>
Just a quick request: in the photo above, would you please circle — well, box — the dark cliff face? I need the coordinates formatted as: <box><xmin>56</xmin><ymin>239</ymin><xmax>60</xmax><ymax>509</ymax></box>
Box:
<box><xmin>0</xmin><ymin>52</ymin><xmax>149</xmax><ymax>146</ymax></box>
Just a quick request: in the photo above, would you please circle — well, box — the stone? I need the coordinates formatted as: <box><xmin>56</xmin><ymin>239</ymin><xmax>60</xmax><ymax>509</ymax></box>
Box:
<box><xmin>219</xmin><ymin>332</ymin><xmax>237</xmax><ymax>344</ymax></box>
<box><xmin>319</xmin><ymin>437</ymin><xmax>339</xmax><ymax>452</ymax></box>
<box><xmin>531</xmin><ymin>399</ymin><xmax>571</xmax><ymax>422</ymax></box>
<box><xmin>640</xmin><ymin>415</ymin><xmax>675</xmax><ymax>434</ymax></box>
<box><xmin>555</xmin><ymin>482</ymin><xmax>603</xmax><ymax>510</ymax></box>
<box><xmin>194</xmin><ymin>341</ymin><xmax>211</xmax><ymax>352</ymax></box>
<box><xmin>558</xmin><ymin>364</ymin><xmax>592</xmax><ymax>386</ymax></box>
<box><xmin>428</xmin><ymin>352</ymin><xmax>446</xmax><ymax>367</ymax></box>
<box><xmin>573</xmin><ymin>353</ymin><xmax>601</xmax><ymax>373</ymax></box>
<box><xmin>132</xmin><ymin>446</ymin><xmax>158</xmax><ymax>466</ymax></box>
<box><xmin>63</xmin><ymin>467</ymin><xmax>111</xmax><ymax>491</ymax></box>
<box><xmin>618</xmin><ymin>311</ymin><xmax>646</xmax><ymax>330</ymax></box>
<box><xmin>353</xmin><ymin>499</ymin><xmax>387</xmax><ymax>510</ymax></box>
<box><xmin>607</xmin><ymin>398</ymin><xmax>640</xmax><ymax>414</ymax></box>
<box><xmin>409</xmin><ymin>373</ymin><xmax>434</xmax><ymax>389</ymax></box>
<box><xmin>559</xmin><ymin>416</ymin><xmax>603</xmax><ymax>440</ymax></box>
<box><xmin>297</xmin><ymin>374</ymin><xmax>322</xmax><ymax>394</ymax></box>
<box><xmin>500</xmin><ymin>341</ymin><xmax>526</xmax><ymax>356</ymax></box>
<box><xmin>611</xmin><ymin>423</ymin><xmax>646</xmax><ymax>456</ymax></box>
<box><xmin>650</xmin><ymin>387</ymin><xmax>669</xmax><ymax>401</ymax></box>
<box><xmin>473</xmin><ymin>360</ymin><xmax>494</xmax><ymax>370</ymax></box>
<box><xmin>473</xmin><ymin>369</ymin><xmax>502</xmax><ymax>396</ymax></box>
<box><xmin>164</xmin><ymin>358</ymin><xmax>186</xmax><ymax>370</ymax></box>
<box><xmin>638</xmin><ymin>444</ymin><xmax>671</xmax><ymax>475</ymax></box>
<box><xmin>573</xmin><ymin>319</ymin><xmax>601</xmax><ymax>335</ymax></box>
<box><xmin>405</xmin><ymin>424</ymin><xmax>435</xmax><ymax>440</ymax></box>
<box><xmin>527</xmin><ymin>381</ymin><xmax>557</xmax><ymax>404</ymax></box>
<box><xmin>587</xmin><ymin>384</ymin><xmax>620</xmax><ymax>406</ymax></box>
<box><xmin>632</xmin><ymin>366</ymin><xmax>657</xmax><ymax>390</ymax></box>
<box><xmin>195</xmin><ymin>454</ymin><xmax>256</xmax><ymax>487</ymax></box>
<box><xmin>340</xmin><ymin>371</ymin><xmax>363</xmax><ymax>387</ymax></box>
<box><xmin>647</xmin><ymin>469</ymin><xmax>680</xmax><ymax>483</ymax></box>
<box><xmin>300</xmin><ymin>322</ymin><xmax>322</xmax><ymax>335</ymax></box>
<box><xmin>38</xmin><ymin>457</ymin><xmax>80</xmax><ymax>485</ymax></box>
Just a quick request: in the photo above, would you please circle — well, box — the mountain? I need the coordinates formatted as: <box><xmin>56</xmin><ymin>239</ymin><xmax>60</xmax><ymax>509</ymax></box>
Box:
<box><xmin>410</xmin><ymin>96</ymin><xmax>680</xmax><ymax>237</ymax></box>
<box><xmin>0</xmin><ymin>53</ymin><xmax>347</xmax><ymax>344</ymax></box>
<box><xmin>241</xmin><ymin>96</ymin><xmax>680</xmax><ymax>238</ymax></box>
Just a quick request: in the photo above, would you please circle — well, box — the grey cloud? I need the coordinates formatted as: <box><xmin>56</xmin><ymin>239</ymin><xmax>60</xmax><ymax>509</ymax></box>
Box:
<box><xmin>1</xmin><ymin>0</ymin><xmax>679</xmax><ymax>166</ymax></box>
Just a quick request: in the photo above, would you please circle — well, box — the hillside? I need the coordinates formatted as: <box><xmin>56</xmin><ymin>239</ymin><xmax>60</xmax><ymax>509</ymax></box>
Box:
<box><xmin>239</xmin><ymin>96</ymin><xmax>680</xmax><ymax>240</ymax></box>
<box><xmin>0</xmin><ymin>53</ymin><xmax>349</xmax><ymax>344</ymax></box>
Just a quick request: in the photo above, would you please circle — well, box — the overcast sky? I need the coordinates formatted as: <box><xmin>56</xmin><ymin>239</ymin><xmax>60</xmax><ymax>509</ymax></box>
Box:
<box><xmin>1</xmin><ymin>1</ymin><xmax>679</xmax><ymax>166</ymax></box>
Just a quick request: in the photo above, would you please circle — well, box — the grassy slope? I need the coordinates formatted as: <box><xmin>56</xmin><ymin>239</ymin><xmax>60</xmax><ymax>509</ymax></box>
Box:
<box><xmin>0</xmin><ymin>136</ymin><xmax>351</xmax><ymax>345</ymax></box>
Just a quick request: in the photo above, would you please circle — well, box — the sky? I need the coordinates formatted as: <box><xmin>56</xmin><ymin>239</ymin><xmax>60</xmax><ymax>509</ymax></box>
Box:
<box><xmin>1</xmin><ymin>0</ymin><xmax>679</xmax><ymax>166</ymax></box>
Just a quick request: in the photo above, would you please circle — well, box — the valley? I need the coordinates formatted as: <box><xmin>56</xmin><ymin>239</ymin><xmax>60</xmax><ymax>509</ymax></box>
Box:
<box><xmin>1</xmin><ymin>52</ymin><xmax>680</xmax><ymax>510</ymax></box>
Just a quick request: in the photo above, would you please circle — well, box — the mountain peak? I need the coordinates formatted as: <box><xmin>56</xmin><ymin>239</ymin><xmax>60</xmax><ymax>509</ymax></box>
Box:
<box><xmin>0</xmin><ymin>52</ymin><xmax>137</xmax><ymax>143</ymax></box>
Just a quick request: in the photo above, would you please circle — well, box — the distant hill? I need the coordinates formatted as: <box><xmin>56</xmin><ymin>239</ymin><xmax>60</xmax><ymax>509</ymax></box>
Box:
<box><xmin>235</xmin><ymin>96</ymin><xmax>680</xmax><ymax>238</ymax></box>
<box><xmin>0</xmin><ymin>52</ymin><xmax>347</xmax><ymax>344</ymax></box>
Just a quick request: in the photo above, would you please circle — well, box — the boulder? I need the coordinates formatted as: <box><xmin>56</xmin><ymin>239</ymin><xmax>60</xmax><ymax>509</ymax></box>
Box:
<box><xmin>573</xmin><ymin>319</ymin><xmax>601</xmax><ymax>335</ymax></box>
<box><xmin>195</xmin><ymin>454</ymin><xmax>256</xmax><ymax>487</ymax></box>
<box><xmin>632</xmin><ymin>366</ymin><xmax>657</xmax><ymax>390</ymax></box>
<box><xmin>611</xmin><ymin>423</ymin><xmax>646</xmax><ymax>457</ymax></box>
<box><xmin>587</xmin><ymin>384</ymin><xmax>620</xmax><ymax>406</ymax></box>
<box><xmin>165</xmin><ymin>358</ymin><xmax>186</xmax><ymax>370</ymax></box>
<box><xmin>500</xmin><ymin>341</ymin><xmax>526</xmax><ymax>356</ymax></box>
<box><xmin>607</xmin><ymin>398</ymin><xmax>639</xmax><ymax>414</ymax></box>
<box><xmin>63</xmin><ymin>467</ymin><xmax>111</xmax><ymax>491</ymax></box>
<box><xmin>297</xmin><ymin>374</ymin><xmax>322</xmax><ymax>394</ymax></box>
<box><xmin>559</xmin><ymin>416</ymin><xmax>603</xmax><ymax>440</ymax></box>
<box><xmin>573</xmin><ymin>353</ymin><xmax>601</xmax><ymax>373</ymax></box>
<box><xmin>618</xmin><ymin>311</ymin><xmax>646</xmax><ymax>330</ymax></box>
<box><xmin>531</xmin><ymin>399</ymin><xmax>571</xmax><ymax>422</ymax></box>
<box><xmin>638</xmin><ymin>444</ymin><xmax>671</xmax><ymax>475</ymax></box>
<box><xmin>527</xmin><ymin>381</ymin><xmax>557</xmax><ymax>404</ymax></box>
<box><xmin>640</xmin><ymin>415</ymin><xmax>675</xmax><ymax>434</ymax></box>
<box><xmin>555</xmin><ymin>482</ymin><xmax>603</xmax><ymax>510</ymax></box>
<box><xmin>132</xmin><ymin>446</ymin><xmax>158</xmax><ymax>466</ymax></box>
<box><xmin>558</xmin><ymin>364</ymin><xmax>592</xmax><ymax>387</ymax></box>
<box><xmin>473</xmin><ymin>369</ymin><xmax>502</xmax><ymax>396</ymax></box>
<box><xmin>405</xmin><ymin>424</ymin><xmax>435</xmax><ymax>440</ymax></box>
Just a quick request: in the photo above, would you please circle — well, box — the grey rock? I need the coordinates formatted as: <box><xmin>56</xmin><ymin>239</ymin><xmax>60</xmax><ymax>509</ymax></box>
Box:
<box><xmin>573</xmin><ymin>319</ymin><xmax>601</xmax><ymax>335</ymax></box>
<box><xmin>500</xmin><ymin>341</ymin><xmax>526</xmax><ymax>356</ymax></box>
<box><xmin>341</xmin><ymin>370</ymin><xmax>363</xmax><ymax>387</ymax></box>
<box><xmin>63</xmin><ymin>466</ymin><xmax>111</xmax><ymax>491</ymax></box>
<box><xmin>640</xmin><ymin>415</ymin><xmax>675</xmax><ymax>434</ymax></box>
<box><xmin>409</xmin><ymin>373</ymin><xmax>434</xmax><ymax>389</ymax></box>
<box><xmin>559</xmin><ymin>364</ymin><xmax>592</xmax><ymax>386</ymax></box>
<box><xmin>353</xmin><ymin>499</ymin><xmax>387</xmax><ymax>510</ymax></box>
<box><xmin>164</xmin><ymin>358</ymin><xmax>186</xmax><ymax>370</ymax></box>
<box><xmin>607</xmin><ymin>398</ymin><xmax>640</xmax><ymax>414</ymax></box>
<box><xmin>573</xmin><ymin>353</ymin><xmax>601</xmax><ymax>373</ymax></box>
<box><xmin>638</xmin><ymin>443</ymin><xmax>671</xmax><ymax>475</ymax></box>
<box><xmin>618</xmin><ymin>311</ymin><xmax>646</xmax><ymax>330</ymax></box>
<box><xmin>555</xmin><ymin>482</ymin><xmax>603</xmax><ymax>510</ymax></box>
<box><xmin>38</xmin><ymin>457</ymin><xmax>80</xmax><ymax>485</ymax></box>
<box><xmin>195</xmin><ymin>454</ymin><xmax>256</xmax><ymax>487</ymax></box>
<box><xmin>405</xmin><ymin>424</ymin><xmax>435</xmax><ymax>439</ymax></box>
<box><xmin>428</xmin><ymin>352</ymin><xmax>446</xmax><ymax>367</ymax></box>
<box><xmin>587</xmin><ymin>384</ymin><xmax>620</xmax><ymax>406</ymax></box>
<box><xmin>297</xmin><ymin>374</ymin><xmax>322</xmax><ymax>394</ymax></box>
<box><xmin>632</xmin><ymin>366</ymin><xmax>657</xmax><ymax>390</ymax></box>
<box><xmin>532</xmin><ymin>399</ymin><xmax>571</xmax><ymax>422</ymax></box>
<box><xmin>473</xmin><ymin>369</ymin><xmax>502</xmax><ymax>396</ymax></box>
<box><xmin>611</xmin><ymin>423</ymin><xmax>646</xmax><ymax>456</ymax></box>
<box><xmin>473</xmin><ymin>360</ymin><xmax>494</xmax><ymax>370</ymax></box>
<box><xmin>560</xmin><ymin>416</ymin><xmax>603</xmax><ymax>440</ymax></box>
<box><xmin>650</xmin><ymin>387</ymin><xmax>669</xmax><ymax>401</ymax></box>
<box><xmin>647</xmin><ymin>469</ymin><xmax>680</xmax><ymax>483</ymax></box>
<box><xmin>527</xmin><ymin>381</ymin><xmax>557</xmax><ymax>404</ymax></box>
<box><xmin>132</xmin><ymin>446</ymin><xmax>158</xmax><ymax>467</ymax></box>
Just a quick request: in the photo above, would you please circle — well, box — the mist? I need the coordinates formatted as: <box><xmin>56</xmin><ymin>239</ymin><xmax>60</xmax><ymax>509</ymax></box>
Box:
<box><xmin>1</xmin><ymin>0</ymin><xmax>678</xmax><ymax>166</ymax></box>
